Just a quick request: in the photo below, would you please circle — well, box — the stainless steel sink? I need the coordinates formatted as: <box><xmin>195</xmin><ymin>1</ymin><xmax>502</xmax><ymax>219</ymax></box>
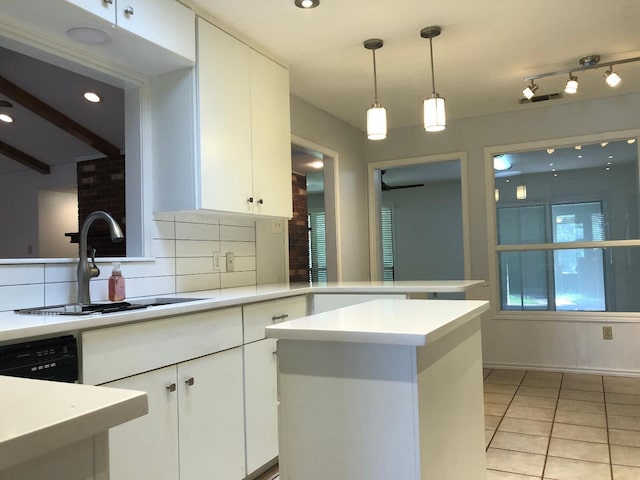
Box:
<box><xmin>15</xmin><ymin>297</ymin><xmax>207</xmax><ymax>316</ymax></box>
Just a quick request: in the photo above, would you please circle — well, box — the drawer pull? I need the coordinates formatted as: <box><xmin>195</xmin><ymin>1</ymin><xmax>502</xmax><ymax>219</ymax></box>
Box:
<box><xmin>166</xmin><ymin>383</ymin><xmax>177</xmax><ymax>393</ymax></box>
<box><xmin>185</xmin><ymin>377</ymin><xmax>195</xmax><ymax>387</ymax></box>
<box><xmin>124</xmin><ymin>6</ymin><xmax>134</xmax><ymax>15</ymax></box>
<box><xmin>272</xmin><ymin>314</ymin><xmax>289</xmax><ymax>322</ymax></box>
<box><xmin>103</xmin><ymin>0</ymin><xmax>113</xmax><ymax>4</ymax></box>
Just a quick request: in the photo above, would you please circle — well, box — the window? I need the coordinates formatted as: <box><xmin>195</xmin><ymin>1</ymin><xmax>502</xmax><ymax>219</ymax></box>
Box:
<box><xmin>381</xmin><ymin>205</ymin><xmax>395</xmax><ymax>280</ymax></box>
<box><xmin>309</xmin><ymin>211</ymin><xmax>327</xmax><ymax>282</ymax></box>
<box><xmin>493</xmin><ymin>137</ymin><xmax>640</xmax><ymax>313</ymax></box>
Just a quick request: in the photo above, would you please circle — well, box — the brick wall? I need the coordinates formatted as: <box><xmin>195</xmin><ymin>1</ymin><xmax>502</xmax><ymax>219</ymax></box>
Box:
<box><xmin>76</xmin><ymin>156</ymin><xmax>126</xmax><ymax>257</ymax></box>
<box><xmin>288</xmin><ymin>173</ymin><xmax>309</xmax><ymax>282</ymax></box>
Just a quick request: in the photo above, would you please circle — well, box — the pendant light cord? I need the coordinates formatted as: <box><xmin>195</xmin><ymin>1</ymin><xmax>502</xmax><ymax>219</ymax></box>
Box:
<box><xmin>429</xmin><ymin>37</ymin><xmax>437</xmax><ymax>94</ymax></box>
<box><xmin>372</xmin><ymin>48</ymin><xmax>379</xmax><ymax>103</ymax></box>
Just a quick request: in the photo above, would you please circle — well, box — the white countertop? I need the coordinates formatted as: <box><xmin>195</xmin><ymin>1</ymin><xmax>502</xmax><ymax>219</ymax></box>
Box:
<box><xmin>0</xmin><ymin>376</ymin><xmax>147</xmax><ymax>471</ymax></box>
<box><xmin>0</xmin><ymin>281</ymin><xmax>485</xmax><ymax>343</ymax></box>
<box><xmin>266</xmin><ymin>299</ymin><xmax>489</xmax><ymax>346</ymax></box>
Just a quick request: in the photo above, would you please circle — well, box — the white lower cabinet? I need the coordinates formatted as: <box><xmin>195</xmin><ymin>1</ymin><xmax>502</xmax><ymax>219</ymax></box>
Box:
<box><xmin>244</xmin><ymin>338</ymin><xmax>278</xmax><ymax>474</ymax></box>
<box><xmin>105</xmin><ymin>347</ymin><xmax>245</xmax><ymax>480</ymax></box>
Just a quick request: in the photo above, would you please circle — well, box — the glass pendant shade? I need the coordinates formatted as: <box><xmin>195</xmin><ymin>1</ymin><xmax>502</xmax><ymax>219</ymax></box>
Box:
<box><xmin>516</xmin><ymin>185</ymin><xmax>527</xmax><ymax>200</ymax></box>
<box><xmin>564</xmin><ymin>75</ymin><xmax>579</xmax><ymax>94</ymax></box>
<box><xmin>605</xmin><ymin>70</ymin><xmax>621</xmax><ymax>87</ymax></box>
<box><xmin>367</xmin><ymin>103</ymin><xmax>387</xmax><ymax>140</ymax></box>
<box><xmin>423</xmin><ymin>94</ymin><xmax>446</xmax><ymax>132</ymax></box>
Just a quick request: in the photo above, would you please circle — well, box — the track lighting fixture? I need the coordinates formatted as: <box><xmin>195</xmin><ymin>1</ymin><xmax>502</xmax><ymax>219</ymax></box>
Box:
<box><xmin>604</xmin><ymin>68</ymin><xmax>621</xmax><ymax>87</ymax></box>
<box><xmin>564</xmin><ymin>74</ymin><xmax>579</xmax><ymax>94</ymax></box>
<box><xmin>522</xmin><ymin>80</ymin><xmax>538</xmax><ymax>100</ymax></box>
<box><xmin>0</xmin><ymin>100</ymin><xmax>13</xmax><ymax>123</ymax></box>
<box><xmin>364</xmin><ymin>38</ymin><xmax>387</xmax><ymax>140</ymax></box>
<box><xmin>522</xmin><ymin>54</ymin><xmax>639</xmax><ymax>99</ymax></box>
<box><xmin>420</xmin><ymin>26</ymin><xmax>446</xmax><ymax>132</ymax></box>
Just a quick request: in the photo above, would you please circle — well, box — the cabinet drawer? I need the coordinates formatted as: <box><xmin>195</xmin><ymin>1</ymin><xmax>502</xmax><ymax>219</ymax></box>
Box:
<box><xmin>243</xmin><ymin>296</ymin><xmax>308</xmax><ymax>343</ymax></box>
<box><xmin>82</xmin><ymin>307</ymin><xmax>242</xmax><ymax>384</ymax></box>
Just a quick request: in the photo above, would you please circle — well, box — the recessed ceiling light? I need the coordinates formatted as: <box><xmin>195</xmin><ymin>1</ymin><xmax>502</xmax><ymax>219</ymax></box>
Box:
<box><xmin>578</xmin><ymin>155</ymin><xmax>583</xmax><ymax>158</ymax></box>
<box><xmin>0</xmin><ymin>113</ymin><xmax>13</xmax><ymax>123</ymax></box>
<box><xmin>574</xmin><ymin>145</ymin><xmax>582</xmax><ymax>150</ymax></box>
<box><xmin>67</xmin><ymin>27</ymin><xmax>111</xmax><ymax>45</ymax></box>
<box><xmin>628</xmin><ymin>139</ymin><xmax>637</xmax><ymax>144</ymax></box>
<box><xmin>295</xmin><ymin>0</ymin><xmax>319</xmax><ymax>8</ymax></box>
<box><xmin>608</xmin><ymin>155</ymin><xmax>614</xmax><ymax>159</ymax></box>
<box><xmin>83</xmin><ymin>92</ymin><xmax>101</xmax><ymax>103</ymax></box>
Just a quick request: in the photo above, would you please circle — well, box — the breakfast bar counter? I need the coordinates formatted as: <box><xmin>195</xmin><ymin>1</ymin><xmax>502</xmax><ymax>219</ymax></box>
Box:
<box><xmin>266</xmin><ymin>298</ymin><xmax>490</xmax><ymax>480</ymax></box>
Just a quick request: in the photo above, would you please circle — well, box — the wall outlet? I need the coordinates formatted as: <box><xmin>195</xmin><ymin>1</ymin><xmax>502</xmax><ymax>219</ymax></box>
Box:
<box><xmin>213</xmin><ymin>253</ymin><xmax>223</xmax><ymax>272</ymax></box>
<box><xmin>602</xmin><ymin>326</ymin><xmax>613</xmax><ymax>340</ymax></box>
<box><xmin>226</xmin><ymin>252</ymin><xmax>235</xmax><ymax>272</ymax></box>
<box><xmin>272</xmin><ymin>219</ymin><xmax>283</xmax><ymax>234</ymax></box>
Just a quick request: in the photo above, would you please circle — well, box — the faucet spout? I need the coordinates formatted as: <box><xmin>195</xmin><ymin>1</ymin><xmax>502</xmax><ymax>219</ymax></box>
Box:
<box><xmin>76</xmin><ymin>211</ymin><xmax>124</xmax><ymax>305</ymax></box>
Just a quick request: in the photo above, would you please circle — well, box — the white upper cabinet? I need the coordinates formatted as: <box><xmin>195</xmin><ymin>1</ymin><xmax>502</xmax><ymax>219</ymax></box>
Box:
<box><xmin>152</xmin><ymin>18</ymin><xmax>292</xmax><ymax>218</ymax></box>
<box><xmin>115</xmin><ymin>0</ymin><xmax>195</xmax><ymax>62</ymax></box>
<box><xmin>64</xmin><ymin>0</ymin><xmax>116</xmax><ymax>23</ymax></box>
<box><xmin>64</xmin><ymin>0</ymin><xmax>195</xmax><ymax>61</ymax></box>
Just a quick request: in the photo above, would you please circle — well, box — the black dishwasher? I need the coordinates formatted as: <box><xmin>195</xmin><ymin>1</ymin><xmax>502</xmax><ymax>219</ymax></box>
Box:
<box><xmin>0</xmin><ymin>335</ymin><xmax>78</xmax><ymax>382</ymax></box>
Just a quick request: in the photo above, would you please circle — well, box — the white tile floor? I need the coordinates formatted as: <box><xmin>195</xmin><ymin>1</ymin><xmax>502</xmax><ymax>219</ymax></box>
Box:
<box><xmin>484</xmin><ymin>369</ymin><xmax>640</xmax><ymax>480</ymax></box>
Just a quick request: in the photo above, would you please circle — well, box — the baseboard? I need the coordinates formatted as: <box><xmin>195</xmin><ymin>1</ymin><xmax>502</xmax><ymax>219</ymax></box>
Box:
<box><xmin>483</xmin><ymin>362</ymin><xmax>640</xmax><ymax>378</ymax></box>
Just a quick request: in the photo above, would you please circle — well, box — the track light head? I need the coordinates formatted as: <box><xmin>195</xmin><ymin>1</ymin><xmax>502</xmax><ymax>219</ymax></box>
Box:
<box><xmin>604</xmin><ymin>68</ymin><xmax>621</xmax><ymax>87</ymax></box>
<box><xmin>523</xmin><ymin>81</ymin><xmax>538</xmax><ymax>100</ymax></box>
<box><xmin>564</xmin><ymin>74</ymin><xmax>579</xmax><ymax>94</ymax></box>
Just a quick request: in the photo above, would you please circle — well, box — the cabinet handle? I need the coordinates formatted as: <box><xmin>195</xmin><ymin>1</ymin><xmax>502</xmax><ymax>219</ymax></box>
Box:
<box><xmin>166</xmin><ymin>383</ymin><xmax>176</xmax><ymax>393</ymax></box>
<box><xmin>247</xmin><ymin>197</ymin><xmax>254</xmax><ymax>203</ymax></box>
<box><xmin>272</xmin><ymin>313</ymin><xmax>288</xmax><ymax>322</ymax></box>
<box><xmin>124</xmin><ymin>6</ymin><xmax>134</xmax><ymax>15</ymax></box>
<box><xmin>185</xmin><ymin>377</ymin><xmax>195</xmax><ymax>387</ymax></box>
<box><xmin>272</xmin><ymin>349</ymin><xmax>278</xmax><ymax>357</ymax></box>
<box><xmin>257</xmin><ymin>198</ymin><xmax>264</xmax><ymax>205</ymax></box>
<box><xmin>103</xmin><ymin>0</ymin><xmax>113</xmax><ymax>4</ymax></box>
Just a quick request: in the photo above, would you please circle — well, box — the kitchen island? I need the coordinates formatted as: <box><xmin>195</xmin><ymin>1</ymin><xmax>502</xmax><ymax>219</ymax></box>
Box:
<box><xmin>266</xmin><ymin>298</ymin><xmax>489</xmax><ymax>480</ymax></box>
<box><xmin>0</xmin><ymin>376</ymin><xmax>147</xmax><ymax>480</ymax></box>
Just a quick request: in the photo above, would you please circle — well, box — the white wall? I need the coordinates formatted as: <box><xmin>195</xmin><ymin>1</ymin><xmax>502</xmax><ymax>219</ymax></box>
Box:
<box><xmin>290</xmin><ymin>96</ymin><xmax>369</xmax><ymax>281</ymax></box>
<box><xmin>364</xmin><ymin>92</ymin><xmax>640</xmax><ymax>375</ymax></box>
<box><xmin>38</xmin><ymin>189</ymin><xmax>78</xmax><ymax>258</ymax></box>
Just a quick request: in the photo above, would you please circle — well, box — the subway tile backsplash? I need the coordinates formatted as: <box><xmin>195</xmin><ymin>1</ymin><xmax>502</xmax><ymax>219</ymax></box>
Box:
<box><xmin>0</xmin><ymin>213</ymin><xmax>259</xmax><ymax>312</ymax></box>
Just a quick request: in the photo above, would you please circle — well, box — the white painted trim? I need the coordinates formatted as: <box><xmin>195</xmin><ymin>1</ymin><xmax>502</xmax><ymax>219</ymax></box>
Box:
<box><xmin>484</xmin><ymin>128</ymin><xmax>640</xmax><ymax>319</ymax></box>
<box><xmin>291</xmin><ymin>135</ymin><xmax>343</xmax><ymax>282</ymax></box>
<box><xmin>367</xmin><ymin>152</ymin><xmax>471</xmax><ymax>282</ymax></box>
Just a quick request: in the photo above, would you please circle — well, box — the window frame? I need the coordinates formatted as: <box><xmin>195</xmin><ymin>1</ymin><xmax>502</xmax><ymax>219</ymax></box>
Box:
<box><xmin>485</xmin><ymin>129</ymin><xmax>640</xmax><ymax>322</ymax></box>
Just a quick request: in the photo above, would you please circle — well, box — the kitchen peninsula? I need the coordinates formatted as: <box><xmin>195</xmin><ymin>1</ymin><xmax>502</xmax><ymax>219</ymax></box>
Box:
<box><xmin>266</xmin><ymin>298</ymin><xmax>490</xmax><ymax>480</ymax></box>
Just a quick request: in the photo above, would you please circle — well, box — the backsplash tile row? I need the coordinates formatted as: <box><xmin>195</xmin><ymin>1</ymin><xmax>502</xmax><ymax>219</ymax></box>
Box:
<box><xmin>0</xmin><ymin>214</ymin><xmax>258</xmax><ymax>312</ymax></box>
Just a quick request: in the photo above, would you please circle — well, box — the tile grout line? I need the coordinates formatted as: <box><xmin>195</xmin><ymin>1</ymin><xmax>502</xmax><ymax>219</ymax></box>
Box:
<box><xmin>603</xmin><ymin>376</ymin><xmax>614</xmax><ymax>480</ymax></box>
<box><xmin>485</xmin><ymin>370</ymin><xmax>528</xmax><ymax>453</ymax></box>
<box><xmin>536</xmin><ymin>371</ymin><xmax>562</xmax><ymax>480</ymax></box>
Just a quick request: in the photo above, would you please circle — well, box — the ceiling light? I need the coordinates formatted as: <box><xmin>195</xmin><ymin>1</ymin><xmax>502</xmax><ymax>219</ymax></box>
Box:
<box><xmin>495</xmin><ymin>189</ymin><xmax>500</xmax><ymax>202</ymax></box>
<box><xmin>493</xmin><ymin>155</ymin><xmax>511</xmax><ymax>171</ymax></box>
<box><xmin>547</xmin><ymin>148</ymin><xmax>555</xmax><ymax>154</ymax></box>
<box><xmin>294</xmin><ymin>0</ymin><xmax>319</xmax><ymax>8</ymax></box>
<box><xmin>574</xmin><ymin>145</ymin><xmax>582</xmax><ymax>150</ymax></box>
<box><xmin>604</xmin><ymin>68</ymin><xmax>621</xmax><ymax>87</ymax></box>
<box><xmin>564</xmin><ymin>74</ymin><xmax>579</xmax><ymax>94</ymax></box>
<box><xmin>364</xmin><ymin>39</ymin><xmax>387</xmax><ymax>141</ymax></box>
<box><xmin>0</xmin><ymin>113</ymin><xmax>13</xmax><ymax>123</ymax></box>
<box><xmin>628</xmin><ymin>138</ymin><xmax>636</xmax><ymax>144</ymax></box>
<box><xmin>83</xmin><ymin>92</ymin><xmax>101</xmax><ymax>103</ymax></box>
<box><xmin>522</xmin><ymin>80</ymin><xmax>538</xmax><ymax>100</ymax></box>
<box><xmin>310</xmin><ymin>160</ymin><xmax>324</xmax><ymax>169</ymax></box>
<box><xmin>601</xmin><ymin>142</ymin><xmax>609</xmax><ymax>147</ymax></box>
<box><xmin>516</xmin><ymin>185</ymin><xmax>527</xmax><ymax>200</ymax></box>
<box><xmin>578</xmin><ymin>155</ymin><xmax>583</xmax><ymax>158</ymax></box>
<box><xmin>421</xmin><ymin>26</ymin><xmax>446</xmax><ymax>132</ymax></box>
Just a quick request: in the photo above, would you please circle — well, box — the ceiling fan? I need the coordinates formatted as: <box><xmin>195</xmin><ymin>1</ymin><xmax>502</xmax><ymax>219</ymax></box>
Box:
<box><xmin>381</xmin><ymin>169</ymin><xmax>425</xmax><ymax>191</ymax></box>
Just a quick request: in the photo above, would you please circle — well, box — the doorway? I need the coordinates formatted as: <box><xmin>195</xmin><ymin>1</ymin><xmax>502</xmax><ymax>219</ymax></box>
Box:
<box><xmin>368</xmin><ymin>153</ymin><xmax>470</xmax><ymax>281</ymax></box>
<box><xmin>289</xmin><ymin>137</ymin><xmax>340</xmax><ymax>283</ymax></box>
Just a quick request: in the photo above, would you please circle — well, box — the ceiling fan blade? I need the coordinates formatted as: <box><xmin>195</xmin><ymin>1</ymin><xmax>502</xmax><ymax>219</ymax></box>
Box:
<box><xmin>388</xmin><ymin>183</ymin><xmax>425</xmax><ymax>190</ymax></box>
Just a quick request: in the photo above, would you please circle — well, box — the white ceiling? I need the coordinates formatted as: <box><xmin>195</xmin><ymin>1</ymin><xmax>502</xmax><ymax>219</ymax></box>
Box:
<box><xmin>187</xmin><ymin>0</ymin><xmax>640</xmax><ymax>132</ymax></box>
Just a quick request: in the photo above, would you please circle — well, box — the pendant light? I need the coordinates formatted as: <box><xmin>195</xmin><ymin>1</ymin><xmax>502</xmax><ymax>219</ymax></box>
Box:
<box><xmin>364</xmin><ymin>38</ymin><xmax>387</xmax><ymax>140</ymax></box>
<box><xmin>420</xmin><ymin>26</ymin><xmax>446</xmax><ymax>132</ymax></box>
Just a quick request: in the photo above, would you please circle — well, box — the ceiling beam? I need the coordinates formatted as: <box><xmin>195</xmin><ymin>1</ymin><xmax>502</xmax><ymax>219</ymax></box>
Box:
<box><xmin>0</xmin><ymin>75</ymin><xmax>121</xmax><ymax>159</ymax></box>
<box><xmin>0</xmin><ymin>140</ymin><xmax>51</xmax><ymax>174</ymax></box>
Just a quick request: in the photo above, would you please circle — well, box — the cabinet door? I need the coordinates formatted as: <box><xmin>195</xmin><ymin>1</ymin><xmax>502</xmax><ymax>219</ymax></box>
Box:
<box><xmin>250</xmin><ymin>51</ymin><xmax>293</xmax><ymax>218</ymax></box>
<box><xmin>244</xmin><ymin>338</ymin><xmax>279</xmax><ymax>474</ymax></box>
<box><xmin>106</xmin><ymin>366</ymin><xmax>179</xmax><ymax>480</ymax></box>
<box><xmin>197</xmin><ymin>18</ymin><xmax>253</xmax><ymax>214</ymax></box>
<box><xmin>115</xmin><ymin>0</ymin><xmax>195</xmax><ymax>61</ymax></box>
<box><xmin>64</xmin><ymin>0</ymin><xmax>116</xmax><ymax>22</ymax></box>
<box><xmin>178</xmin><ymin>347</ymin><xmax>246</xmax><ymax>480</ymax></box>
